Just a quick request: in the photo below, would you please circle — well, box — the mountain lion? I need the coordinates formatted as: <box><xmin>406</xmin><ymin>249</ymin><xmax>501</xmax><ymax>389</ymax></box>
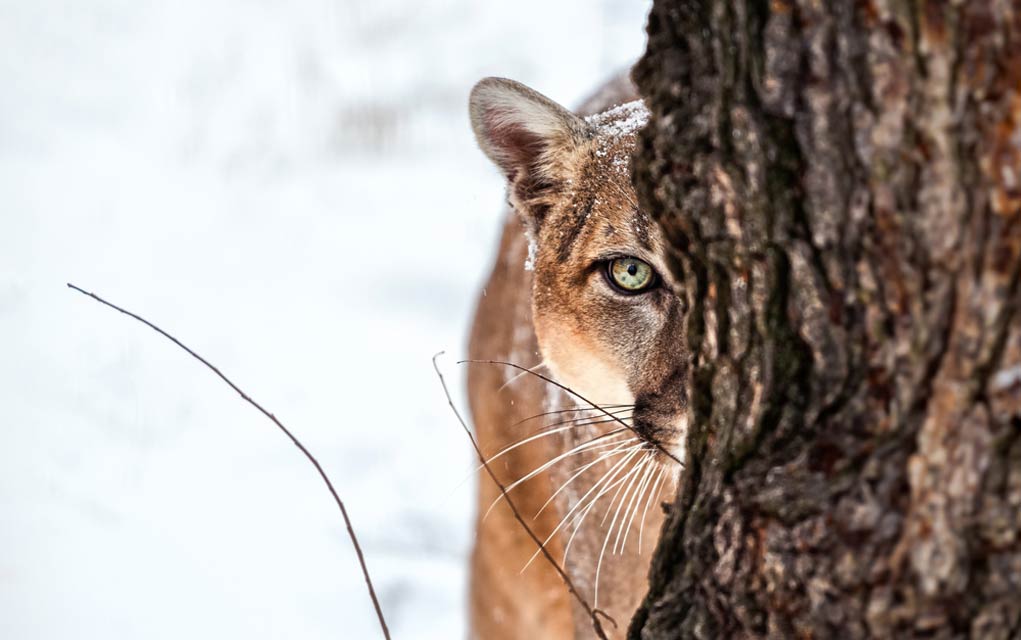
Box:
<box><xmin>466</xmin><ymin>74</ymin><xmax>689</xmax><ymax>639</ymax></box>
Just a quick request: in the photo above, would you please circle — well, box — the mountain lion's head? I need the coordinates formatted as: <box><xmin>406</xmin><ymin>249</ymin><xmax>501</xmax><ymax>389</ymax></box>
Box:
<box><xmin>470</xmin><ymin>77</ymin><xmax>689</xmax><ymax>465</ymax></box>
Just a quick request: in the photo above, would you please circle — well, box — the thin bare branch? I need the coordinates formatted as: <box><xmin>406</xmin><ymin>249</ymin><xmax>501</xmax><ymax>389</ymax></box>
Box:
<box><xmin>431</xmin><ymin>352</ymin><xmax>615</xmax><ymax>639</ymax></box>
<box><xmin>67</xmin><ymin>283</ymin><xmax>390</xmax><ymax>640</ymax></box>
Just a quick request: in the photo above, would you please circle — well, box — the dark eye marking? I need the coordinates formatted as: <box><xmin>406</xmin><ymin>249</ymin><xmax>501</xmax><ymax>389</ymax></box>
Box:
<box><xmin>554</xmin><ymin>197</ymin><xmax>595</xmax><ymax>262</ymax></box>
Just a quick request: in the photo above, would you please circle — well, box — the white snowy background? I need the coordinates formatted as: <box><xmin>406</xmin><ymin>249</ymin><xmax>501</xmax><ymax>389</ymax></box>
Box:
<box><xmin>0</xmin><ymin>1</ymin><xmax>650</xmax><ymax>637</ymax></box>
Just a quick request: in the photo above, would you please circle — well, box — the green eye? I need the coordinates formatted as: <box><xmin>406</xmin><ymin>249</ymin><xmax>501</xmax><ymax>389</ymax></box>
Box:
<box><xmin>607</xmin><ymin>257</ymin><xmax>656</xmax><ymax>293</ymax></box>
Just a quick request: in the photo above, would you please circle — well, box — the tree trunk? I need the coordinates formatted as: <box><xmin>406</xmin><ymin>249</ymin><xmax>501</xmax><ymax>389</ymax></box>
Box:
<box><xmin>628</xmin><ymin>1</ymin><xmax>1021</xmax><ymax>638</ymax></box>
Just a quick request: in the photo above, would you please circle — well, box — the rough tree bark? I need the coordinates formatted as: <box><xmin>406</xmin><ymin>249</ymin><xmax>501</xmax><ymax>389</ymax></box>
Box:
<box><xmin>629</xmin><ymin>1</ymin><xmax>1021</xmax><ymax>638</ymax></box>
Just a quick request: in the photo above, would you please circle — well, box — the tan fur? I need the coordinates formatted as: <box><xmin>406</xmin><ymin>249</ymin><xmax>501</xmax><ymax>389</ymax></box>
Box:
<box><xmin>467</xmin><ymin>75</ymin><xmax>690</xmax><ymax>639</ymax></box>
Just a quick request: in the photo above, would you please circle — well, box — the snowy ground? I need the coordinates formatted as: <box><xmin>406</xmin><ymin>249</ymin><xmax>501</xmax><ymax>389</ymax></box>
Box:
<box><xmin>0</xmin><ymin>1</ymin><xmax>650</xmax><ymax>637</ymax></box>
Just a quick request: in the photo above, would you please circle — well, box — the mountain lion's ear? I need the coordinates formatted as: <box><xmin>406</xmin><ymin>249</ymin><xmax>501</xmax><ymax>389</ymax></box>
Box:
<box><xmin>470</xmin><ymin>78</ymin><xmax>593</xmax><ymax>182</ymax></box>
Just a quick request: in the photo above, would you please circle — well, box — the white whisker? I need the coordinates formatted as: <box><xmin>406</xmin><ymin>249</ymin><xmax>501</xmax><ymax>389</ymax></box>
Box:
<box><xmin>452</xmin><ymin>415</ymin><xmax>627</xmax><ymax>492</ymax></box>
<box><xmin>480</xmin><ymin>423</ymin><xmax>586</xmax><ymax>469</ymax></box>
<box><xmin>617</xmin><ymin>452</ymin><xmax>657</xmax><ymax>554</ymax></box>
<box><xmin>482</xmin><ymin>431</ymin><xmax>632</xmax><ymax>522</ymax></box>
<box><xmin>594</xmin><ymin>453</ymin><xmax>648</xmax><ymax>607</ymax></box>
<box><xmin>637</xmin><ymin>465</ymin><xmax>667</xmax><ymax>554</ymax></box>
<box><xmin>481</xmin><ymin>409</ymin><xmax>633</xmax><ymax>470</ymax></box>
<box><xmin>521</xmin><ymin>444</ymin><xmax>643</xmax><ymax>572</ymax></box>
<box><xmin>538</xmin><ymin>411</ymin><xmax>634</xmax><ymax>435</ymax></box>
<box><xmin>497</xmin><ymin>361</ymin><xmax>548</xmax><ymax>392</ymax></box>
<box><xmin>510</xmin><ymin>404</ymin><xmax>635</xmax><ymax>428</ymax></box>
<box><xmin>612</xmin><ymin>454</ymin><xmax>653</xmax><ymax>554</ymax></box>
<box><xmin>535</xmin><ymin>436</ymin><xmax>637</xmax><ymax>517</ymax></box>
<box><xmin>598</xmin><ymin>451</ymin><xmax>646</xmax><ymax>528</ymax></box>
<box><xmin>561</xmin><ymin>467</ymin><xmax>631</xmax><ymax>565</ymax></box>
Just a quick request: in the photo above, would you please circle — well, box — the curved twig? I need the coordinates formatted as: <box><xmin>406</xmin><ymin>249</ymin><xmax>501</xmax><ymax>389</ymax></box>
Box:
<box><xmin>67</xmin><ymin>283</ymin><xmax>391</xmax><ymax>640</ymax></box>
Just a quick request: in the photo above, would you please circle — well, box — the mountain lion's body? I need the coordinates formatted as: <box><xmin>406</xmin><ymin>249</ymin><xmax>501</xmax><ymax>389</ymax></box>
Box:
<box><xmin>466</xmin><ymin>74</ymin><xmax>689</xmax><ymax>639</ymax></box>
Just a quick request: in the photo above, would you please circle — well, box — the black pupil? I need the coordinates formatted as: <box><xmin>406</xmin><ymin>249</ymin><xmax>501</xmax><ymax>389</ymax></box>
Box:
<box><xmin>627</xmin><ymin>263</ymin><xmax>638</xmax><ymax>276</ymax></box>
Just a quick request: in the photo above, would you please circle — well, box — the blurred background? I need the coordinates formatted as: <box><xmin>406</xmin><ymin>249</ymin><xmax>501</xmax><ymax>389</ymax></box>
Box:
<box><xmin>0</xmin><ymin>1</ymin><xmax>650</xmax><ymax>637</ymax></box>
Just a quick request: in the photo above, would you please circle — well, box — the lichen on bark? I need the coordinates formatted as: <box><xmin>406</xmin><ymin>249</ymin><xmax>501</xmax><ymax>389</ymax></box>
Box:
<box><xmin>628</xmin><ymin>1</ymin><xmax>1021</xmax><ymax>637</ymax></box>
